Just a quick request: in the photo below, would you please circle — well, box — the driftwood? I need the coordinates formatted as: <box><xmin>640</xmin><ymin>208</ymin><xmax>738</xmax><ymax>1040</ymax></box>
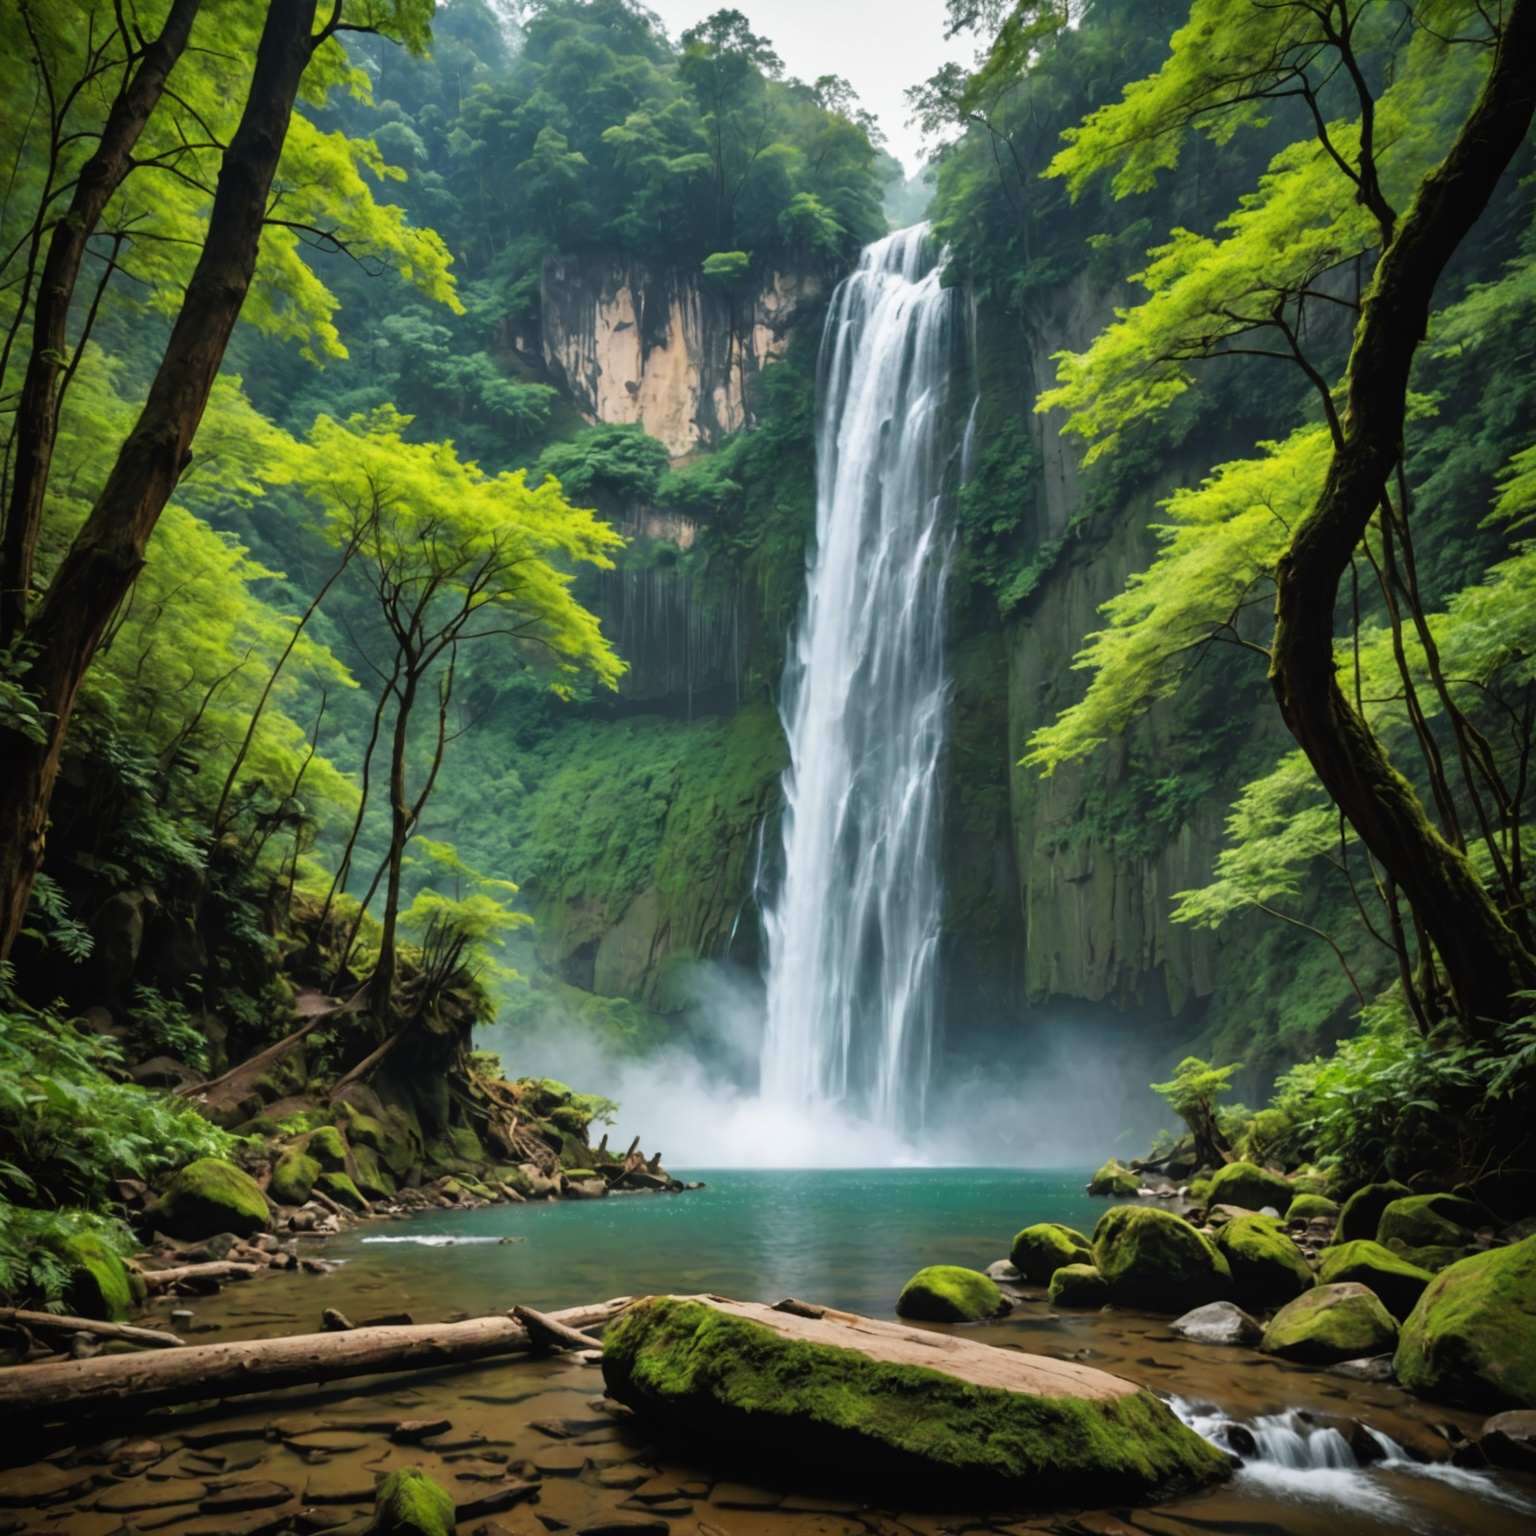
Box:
<box><xmin>140</xmin><ymin>1262</ymin><xmax>263</xmax><ymax>1291</ymax></box>
<box><xmin>0</xmin><ymin>1307</ymin><xmax>183</xmax><ymax>1350</ymax></box>
<box><xmin>182</xmin><ymin>987</ymin><xmax>353</xmax><ymax>1108</ymax></box>
<box><xmin>511</xmin><ymin>1304</ymin><xmax>599</xmax><ymax>1353</ymax></box>
<box><xmin>0</xmin><ymin>1298</ymin><xmax>633</xmax><ymax>1426</ymax></box>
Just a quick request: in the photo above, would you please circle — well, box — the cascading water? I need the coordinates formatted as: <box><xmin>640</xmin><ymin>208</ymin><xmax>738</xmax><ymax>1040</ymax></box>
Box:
<box><xmin>758</xmin><ymin>223</ymin><xmax>960</xmax><ymax>1133</ymax></box>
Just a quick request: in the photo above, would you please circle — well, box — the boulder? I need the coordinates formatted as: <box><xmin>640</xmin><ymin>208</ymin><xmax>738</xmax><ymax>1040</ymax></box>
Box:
<box><xmin>1261</xmin><ymin>1283</ymin><xmax>1399</xmax><ymax>1364</ymax></box>
<box><xmin>154</xmin><ymin>1158</ymin><xmax>269</xmax><ymax>1240</ymax></box>
<box><xmin>896</xmin><ymin>1266</ymin><xmax>1010</xmax><ymax>1323</ymax></box>
<box><xmin>1169</xmin><ymin>1301</ymin><xmax>1262</xmax><ymax>1347</ymax></box>
<box><xmin>1205</xmin><ymin>1161</ymin><xmax>1293</xmax><ymax>1214</ymax></box>
<box><xmin>1092</xmin><ymin>1205</ymin><xmax>1232</xmax><ymax>1312</ymax></box>
<box><xmin>351</xmin><ymin>1145</ymin><xmax>398</xmax><ymax>1200</ymax></box>
<box><xmin>60</xmin><ymin>1233</ymin><xmax>138</xmax><ymax>1321</ymax></box>
<box><xmin>305</xmin><ymin>1125</ymin><xmax>349</xmax><ymax>1172</ymax></box>
<box><xmin>1377</xmin><ymin>1194</ymin><xmax>1485</xmax><ymax>1251</ymax></box>
<box><xmin>601</xmin><ymin>1294</ymin><xmax>1230</xmax><ymax>1502</ymax></box>
<box><xmin>1316</xmin><ymin>1240</ymin><xmax>1432</xmax><ymax>1322</ymax></box>
<box><xmin>1047</xmin><ymin>1264</ymin><xmax>1109</xmax><ymax>1308</ymax></box>
<box><xmin>269</xmin><ymin>1148</ymin><xmax>320</xmax><ymax>1207</ymax></box>
<box><xmin>1215</xmin><ymin>1215</ymin><xmax>1313</xmax><ymax>1309</ymax></box>
<box><xmin>316</xmin><ymin>1171</ymin><xmax>368</xmax><ymax>1212</ymax></box>
<box><xmin>368</xmin><ymin>1467</ymin><xmax>455</xmax><ymax>1536</ymax></box>
<box><xmin>1009</xmin><ymin>1223</ymin><xmax>1092</xmax><ymax>1285</ymax></box>
<box><xmin>1336</xmin><ymin>1180</ymin><xmax>1411</xmax><ymax>1243</ymax></box>
<box><xmin>1479</xmin><ymin>1410</ymin><xmax>1536</xmax><ymax>1473</ymax></box>
<box><xmin>1087</xmin><ymin>1159</ymin><xmax>1139</xmax><ymax>1197</ymax></box>
<box><xmin>1285</xmin><ymin>1194</ymin><xmax>1339</xmax><ymax>1222</ymax></box>
<box><xmin>1394</xmin><ymin>1236</ymin><xmax>1536</xmax><ymax>1410</ymax></box>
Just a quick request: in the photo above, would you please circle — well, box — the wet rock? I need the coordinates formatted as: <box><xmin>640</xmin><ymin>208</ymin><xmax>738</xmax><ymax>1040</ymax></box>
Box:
<box><xmin>97</xmin><ymin>1480</ymin><xmax>207</xmax><ymax>1512</ymax></box>
<box><xmin>1092</xmin><ymin>1205</ymin><xmax>1232</xmax><ymax>1311</ymax></box>
<box><xmin>362</xmin><ymin>1312</ymin><xmax>414</xmax><ymax>1327</ymax></box>
<box><xmin>1009</xmin><ymin>1224</ymin><xmax>1092</xmax><ymax>1286</ymax></box>
<box><xmin>1169</xmin><ymin>1301</ymin><xmax>1262</xmax><ymax>1346</ymax></box>
<box><xmin>1046</xmin><ymin>1263</ymin><xmax>1108</xmax><ymax>1308</ymax></box>
<box><xmin>985</xmin><ymin>1259</ymin><xmax>1022</xmax><ymax>1283</ymax></box>
<box><xmin>1316</xmin><ymin>1240</ymin><xmax>1433</xmax><ymax>1321</ymax></box>
<box><xmin>1479</xmin><ymin>1409</ymin><xmax>1536</xmax><ymax>1472</ymax></box>
<box><xmin>305</xmin><ymin>1466</ymin><xmax>383</xmax><ymax>1504</ymax></box>
<box><xmin>577</xmin><ymin>1522</ymin><xmax>671</xmax><ymax>1536</ymax></box>
<box><xmin>1214</xmin><ymin>1215</ymin><xmax>1313</xmax><ymax>1309</ymax></box>
<box><xmin>1327</xmin><ymin>1354</ymin><xmax>1396</xmax><ymax>1383</ymax></box>
<box><xmin>1205</xmin><ymin>1162</ymin><xmax>1293</xmax><ymax>1214</ymax></box>
<box><xmin>895</xmin><ymin>1264</ymin><xmax>1010</xmax><ymax>1322</ymax></box>
<box><xmin>391</xmin><ymin>1419</ymin><xmax>452</xmax><ymax>1445</ymax></box>
<box><xmin>453</xmin><ymin>1483</ymin><xmax>539</xmax><ymax>1520</ymax></box>
<box><xmin>1261</xmin><ymin>1282</ymin><xmax>1399</xmax><ymax>1364</ymax></box>
<box><xmin>323</xmin><ymin>1308</ymin><xmax>356</xmax><ymax>1332</ymax></box>
<box><xmin>201</xmin><ymin>1481</ymin><xmax>295</xmax><ymax>1513</ymax></box>
<box><xmin>1086</xmin><ymin>1159</ymin><xmax>1139</xmax><ymax>1197</ymax></box>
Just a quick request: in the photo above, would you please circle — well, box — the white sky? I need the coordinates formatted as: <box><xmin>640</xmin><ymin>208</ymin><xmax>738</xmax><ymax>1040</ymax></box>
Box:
<box><xmin>641</xmin><ymin>1</ymin><xmax>975</xmax><ymax>173</ymax></box>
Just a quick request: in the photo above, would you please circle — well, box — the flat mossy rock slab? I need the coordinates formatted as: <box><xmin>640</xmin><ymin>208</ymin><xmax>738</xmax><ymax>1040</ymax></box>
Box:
<box><xmin>896</xmin><ymin>1266</ymin><xmax>1009</xmax><ymax>1323</ymax></box>
<box><xmin>1087</xmin><ymin>1160</ymin><xmax>1139</xmax><ymax>1197</ymax></box>
<box><xmin>1010</xmin><ymin>1224</ymin><xmax>1092</xmax><ymax>1285</ymax></box>
<box><xmin>1092</xmin><ymin>1206</ymin><xmax>1231</xmax><ymax>1312</ymax></box>
<box><xmin>1336</xmin><ymin>1180</ymin><xmax>1412</xmax><ymax>1243</ymax></box>
<box><xmin>1215</xmin><ymin>1215</ymin><xmax>1313</xmax><ymax>1309</ymax></box>
<box><xmin>1261</xmin><ymin>1282</ymin><xmax>1398</xmax><ymax>1364</ymax></box>
<box><xmin>155</xmin><ymin>1158</ymin><xmax>269</xmax><ymax>1240</ymax></box>
<box><xmin>1205</xmin><ymin>1162</ymin><xmax>1292</xmax><ymax>1214</ymax></box>
<box><xmin>1317</xmin><ymin>1240</ymin><xmax>1432</xmax><ymax>1322</ymax></box>
<box><xmin>1394</xmin><ymin>1236</ymin><xmax>1536</xmax><ymax>1410</ymax></box>
<box><xmin>602</xmin><ymin>1295</ymin><xmax>1229</xmax><ymax>1505</ymax></box>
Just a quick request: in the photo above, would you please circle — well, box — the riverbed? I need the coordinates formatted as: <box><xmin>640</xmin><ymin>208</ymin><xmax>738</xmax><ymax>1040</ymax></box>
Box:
<box><xmin>7</xmin><ymin>1169</ymin><xmax>1534</xmax><ymax>1535</ymax></box>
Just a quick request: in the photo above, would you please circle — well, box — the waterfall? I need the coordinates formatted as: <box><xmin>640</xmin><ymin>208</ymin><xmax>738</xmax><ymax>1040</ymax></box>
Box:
<box><xmin>758</xmin><ymin>224</ymin><xmax>960</xmax><ymax>1132</ymax></box>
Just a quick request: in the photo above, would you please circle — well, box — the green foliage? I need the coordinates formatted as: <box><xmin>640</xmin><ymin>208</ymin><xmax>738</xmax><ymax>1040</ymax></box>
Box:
<box><xmin>534</xmin><ymin>423</ymin><xmax>672</xmax><ymax>507</ymax></box>
<box><xmin>0</xmin><ymin>1204</ymin><xmax>132</xmax><ymax>1315</ymax></box>
<box><xmin>125</xmin><ymin>986</ymin><xmax>208</xmax><ymax>1072</ymax></box>
<box><xmin>1151</xmin><ymin>1057</ymin><xmax>1240</xmax><ymax>1123</ymax></box>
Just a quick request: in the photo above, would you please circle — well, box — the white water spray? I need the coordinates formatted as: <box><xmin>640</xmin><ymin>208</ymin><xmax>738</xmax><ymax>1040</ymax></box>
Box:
<box><xmin>758</xmin><ymin>224</ymin><xmax>960</xmax><ymax>1133</ymax></box>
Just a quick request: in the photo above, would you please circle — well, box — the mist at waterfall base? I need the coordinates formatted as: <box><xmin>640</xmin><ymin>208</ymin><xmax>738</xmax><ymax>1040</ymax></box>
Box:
<box><xmin>479</xmin><ymin>965</ymin><xmax>1172</xmax><ymax>1169</ymax></box>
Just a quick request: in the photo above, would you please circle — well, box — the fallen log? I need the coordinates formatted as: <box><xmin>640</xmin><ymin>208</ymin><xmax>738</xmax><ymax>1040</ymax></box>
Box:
<box><xmin>0</xmin><ymin>1298</ymin><xmax>633</xmax><ymax>1426</ymax></box>
<box><xmin>511</xmin><ymin>1305</ymin><xmax>599</xmax><ymax>1353</ymax></box>
<box><xmin>140</xmin><ymin>1261</ymin><xmax>264</xmax><ymax>1291</ymax></box>
<box><xmin>0</xmin><ymin>1308</ymin><xmax>183</xmax><ymax>1350</ymax></box>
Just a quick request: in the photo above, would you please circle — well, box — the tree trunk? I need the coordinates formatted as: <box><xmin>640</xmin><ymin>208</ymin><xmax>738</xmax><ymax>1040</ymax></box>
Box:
<box><xmin>0</xmin><ymin>0</ymin><xmax>204</xmax><ymax>647</ymax></box>
<box><xmin>0</xmin><ymin>1299</ymin><xmax>633</xmax><ymax>1427</ymax></box>
<box><xmin>369</xmin><ymin>665</ymin><xmax>420</xmax><ymax>1017</ymax></box>
<box><xmin>0</xmin><ymin>1308</ymin><xmax>183</xmax><ymax>1350</ymax></box>
<box><xmin>0</xmin><ymin>0</ymin><xmax>321</xmax><ymax>966</ymax></box>
<box><xmin>1269</xmin><ymin>0</ymin><xmax>1536</xmax><ymax>1033</ymax></box>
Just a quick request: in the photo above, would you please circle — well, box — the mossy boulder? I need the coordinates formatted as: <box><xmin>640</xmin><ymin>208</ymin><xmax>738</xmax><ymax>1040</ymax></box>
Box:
<box><xmin>269</xmin><ymin>1147</ymin><xmax>321</xmax><ymax>1207</ymax></box>
<box><xmin>1288</xmin><ymin>1166</ymin><xmax>1333</xmax><ymax>1197</ymax></box>
<box><xmin>1336</xmin><ymin>1179</ymin><xmax>1412</xmax><ymax>1243</ymax></box>
<box><xmin>338</xmin><ymin>1101</ymin><xmax>415</xmax><ymax>1177</ymax></box>
<box><xmin>1010</xmin><ymin>1223</ymin><xmax>1092</xmax><ymax>1285</ymax></box>
<box><xmin>1216</xmin><ymin>1215</ymin><xmax>1314</xmax><ymax>1309</ymax></box>
<box><xmin>351</xmin><ymin>1144</ymin><xmax>397</xmax><ymax>1200</ymax></box>
<box><xmin>305</xmin><ymin>1124</ymin><xmax>348</xmax><ymax>1172</ymax></box>
<box><xmin>896</xmin><ymin>1266</ymin><xmax>1009</xmax><ymax>1323</ymax></box>
<box><xmin>1388</xmin><ymin>1241</ymin><xmax>1472</xmax><ymax>1272</ymax></box>
<box><xmin>60</xmin><ymin>1233</ymin><xmax>135</xmax><ymax>1321</ymax></box>
<box><xmin>1087</xmin><ymin>1159</ymin><xmax>1139</xmax><ymax>1197</ymax></box>
<box><xmin>1317</xmin><ymin>1240</ymin><xmax>1432</xmax><ymax>1322</ymax></box>
<box><xmin>368</xmin><ymin>1466</ymin><xmax>455</xmax><ymax>1536</ymax></box>
<box><xmin>155</xmin><ymin>1157</ymin><xmax>269</xmax><ymax>1240</ymax></box>
<box><xmin>1377</xmin><ymin>1193</ymin><xmax>1485</xmax><ymax>1250</ymax></box>
<box><xmin>316</xmin><ymin>1170</ymin><xmax>368</xmax><ymax>1212</ymax></box>
<box><xmin>1205</xmin><ymin>1161</ymin><xmax>1292</xmax><ymax>1214</ymax></box>
<box><xmin>1048</xmin><ymin>1264</ymin><xmax>1109</xmax><ymax>1308</ymax></box>
<box><xmin>601</xmin><ymin>1295</ymin><xmax>1229</xmax><ymax>1502</ymax></box>
<box><xmin>1093</xmin><ymin>1205</ymin><xmax>1232</xmax><ymax>1312</ymax></box>
<box><xmin>1286</xmin><ymin>1193</ymin><xmax>1339</xmax><ymax>1222</ymax></box>
<box><xmin>1261</xmin><ymin>1282</ymin><xmax>1399</xmax><ymax>1364</ymax></box>
<box><xmin>446</xmin><ymin>1124</ymin><xmax>486</xmax><ymax>1165</ymax></box>
<box><xmin>1394</xmin><ymin>1236</ymin><xmax>1536</xmax><ymax>1410</ymax></box>
<box><xmin>1187</xmin><ymin>1175</ymin><xmax>1213</xmax><ymax>1203</ymax></box>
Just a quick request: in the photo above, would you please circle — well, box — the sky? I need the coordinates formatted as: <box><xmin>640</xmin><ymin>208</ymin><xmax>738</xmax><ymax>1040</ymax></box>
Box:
<box><xmin>641</xmin><ymin>0</ymin><xmax>975</xmax><ymax>174</ymax></box>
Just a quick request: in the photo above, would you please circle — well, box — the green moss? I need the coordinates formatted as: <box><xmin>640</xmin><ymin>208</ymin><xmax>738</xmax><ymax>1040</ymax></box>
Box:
<box><xmin>1285</xmin><ymin>1193</ymin><xmax>1340</xmax><ymax>1222</ymax></box>
<box><xmin>1317</xmin><ymin>1240</ymin><xmax>1432</xmax><ymax>1322</ymax></box>
<box><xmin>1336</xmin><ymin>1180</ymin><xmax>1412</xmax><ymax>1243</ymax></box>
<box><xmin>1088</xmin><ymin>1159</ymin><xmax>1140</xmax><ymax>1197</ymax></box>
<box><xmin>369</xmin><ymin>1466</ymin><xmax>455</xmax><ymax>1536</ymax></box>
<box><xmin>60</xmin><ymin>1233</ymin><xmax>133</xmax><ymax>1321</ymax></box>
<box><xmin>1092</xmin><ymin>1205</ymin><xmax>1232</xmax><ymax>1312</ymax></box>
<box><xmin>316</xmin><ymin>1170</ymin><xmax>368</xmax><ymax>1211</ymax></box>
<box><xmin>563</xmin><ymin>1168</ymin><xmax>599</xmax><ymax>1180</ymax></box>
<box><xmin>601</xmin><ymin>1297</ymin><xmax>1228</xmax><ymax>1502</ymax></box>
<box><xmin>1389</xmin><ymin>1240</ymin><xmax>1471</xmax><ymax>1272</ymax></box>
<box><xmin>549</xmin><ymin>1103</ymin><xmax>591</xmax><ymax>1139</ymax></box>
<box><xmin>350</xmin><ymin>1144</ymin><xmax>397</xmax><ymax>1200</ymax></box>
<box><xmin>1288</xmin><ymin>1167</ymin><xmax>1333</xmax><ymax>1197</ymax></box>
<box><xmin>446</xmin><ymin>1125</ymin><xmax>486</xmax><ymax>1165</ymax></box>
<box><xmin>1010</xmin><ymin>1223</ymin><xmax>1093</xmax><ymax>1284</ymax></box>
<box><xmin>156</xmin><ymin>1157</ymin><xmax>269</xmax><ymax>1240</ymax></box>
<box><xmin>1377</xmin><ymin>1194</ymin><xmax>1485</xmax><ymax>1250</ymax></box>
<box><xmin>305</xmin><ymin>1124</ymin><xmax>348</xmax><ymax>1171</ymax></box>
<box><xmin>270</xmin><ymin>1147</ymin><xmax>321</xmax><ymax>1206</ymax></box>
<box><xmin>1187</xmin><ymin>1176</ymin><xmax>1213</xmax><ymax>1202</ymax></box>
<box><xmin>1206</xmin><ymin>1161</ymin><xmax>1292</xmax><ymax>1213</ymax></box>
<box><xmin>896</xmin><ymin>1265</ymin><xmax>1008</xmax><ymax>1323</ymax></box>
<box><xmin>1216</xmin><ymin>1214</ymin><xmax>1314</xmax><ymax>1309</ymax></box>
<box><xmin>1261</xmin><ymin>1283</ymin><xmax>1399</xmax><ymax>1364</ymax></box>
<box><xmin>1394</xmin><ymin>1236</ymin><xmax>1536</xmax><ymax>1409</ymax></box>
<box><xmin>1048</xmin><ymin>1264</ymin><xmax>1109</xmax><ymax>1308</ymax></box>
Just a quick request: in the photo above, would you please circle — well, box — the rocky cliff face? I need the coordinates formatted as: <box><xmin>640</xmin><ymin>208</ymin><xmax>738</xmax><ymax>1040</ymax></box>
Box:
<box><xmin>537</xmin><ymin>255</ymin><xmax>817</xmax><ymax>456</ymax></box>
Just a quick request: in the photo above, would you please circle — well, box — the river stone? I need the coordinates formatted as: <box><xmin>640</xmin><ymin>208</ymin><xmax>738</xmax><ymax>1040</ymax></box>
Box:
<box><xmin>1092</xmin><ymin>1205</ymin><xmax>1232</xmax><ymax>1312</ymax></box>
<box><xmin>1048</xmin><ymin>1263</ymin><xmax>1109</xmax><ymax>1308</ymax></box>
<box><xmin>985</xmin><ymin>1259</ymin><xmax>1021</xmax><ymax>1283</ymax></box>
<box><xmin>1377</xmin><ymin>1194</ymin><xmax>1485</xmax><ymax>1252</ymax></box>
<box><xmin>1205</xmin><ymin>1162</ymin><xmax>1293</xmax><ymax>1214</ymax></box>
<box><xmin>154</xmin><ymin>1157</ymin><xmax>270</xmax><ymax>1240</ymax></box>
<box><xmin>895</xmin><ymin>1265</ymin><xmax>1009</xmax><ymax>1323</ymax></box>
<box><xmin>1394</xmin><ymin>1236</ymin><xmax>1536</xmax><ymax>1410</ymax></box>
<box><xmin>1215</xmin><ymin>1215</ymin><xmax>1313</xmax><ymax>1309</ymax></box>
<box><xmin>1285</xmin><ymin>1193</ymin><xmax>1339</xmax><ymax>1223</ymax></box>
<box><xmin>1087</xmin><ymin>1159</ymin><xmax>1139</xmax><ymax>1197</ymax></box>
<box><xmin>1479</xmin><ymin>1410</ymin><xmax>1536</xmax><ymax>1472</ymax></box>
<box><xmin>1169</xmin><ymin>1301</ymin><xmax>1262</xmax><ymax>1347</ymax></box>
<box><xmin>1327</xmin><ymin>1354</ymin><xmax>1396</xmax><ymax>1383</ymax></box>
<box><xmin>1009</xmin><ymin>1223</ymin><xmax>1092</xmax><ymax>1285</ymax></box>
<box><xmin>1261</xmin><ymin>1282</ymin><xmax>1399</xmax><ymax>1364</ymax></box>
<box><xmin>601</xmin><ymin>1294</ymin><xmax>1229</xmax><ymax>1502</ymax></box>
<box><xmin>1316</xmin><ymin>1240</ymin><xmax>1433</xmax><ymax>1321</ymax></box>
<box><xmin>1336</xmin><ymin>1180</ymin><xmax>1412</xmax><ymax>1243</ymax></box>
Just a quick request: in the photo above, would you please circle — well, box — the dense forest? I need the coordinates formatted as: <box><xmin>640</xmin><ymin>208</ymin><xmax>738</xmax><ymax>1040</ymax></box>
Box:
<box><xmin>0</xmin><ymin>3</ymin><xmax>1534</xmax><ymax>1521</ymax></box>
